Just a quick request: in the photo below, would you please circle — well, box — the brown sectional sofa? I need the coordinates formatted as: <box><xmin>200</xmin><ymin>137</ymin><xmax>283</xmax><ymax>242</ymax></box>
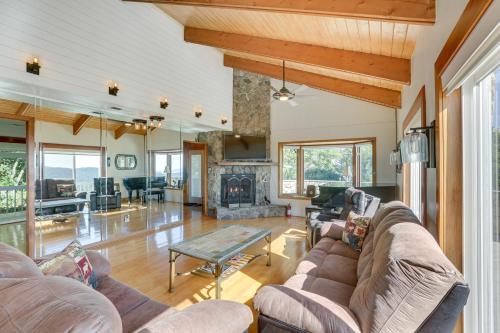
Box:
<box><xmin>254</xmin><ymin>201</ymin><xmax>469</xmax><ymax>333</ymax></box>
<box><xmin>0</xmin><ymin>243</ymin><xmax>253</xmax><ymax>333</ymax></box>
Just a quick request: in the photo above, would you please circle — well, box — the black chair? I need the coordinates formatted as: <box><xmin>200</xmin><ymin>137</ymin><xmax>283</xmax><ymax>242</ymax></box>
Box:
<box><xmin>90</xmin><ymin>177</ymin><xmax>122</xmax><ymax>211</ymax></box>
<box><xmin>306</xmin><ymin>188</ymin><xmax>381</xmax><ymax>247</ymax></box>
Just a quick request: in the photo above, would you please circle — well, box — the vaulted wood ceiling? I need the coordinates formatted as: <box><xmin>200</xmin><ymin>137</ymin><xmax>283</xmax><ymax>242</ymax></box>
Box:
<box><xmin>125</xmin><ymin>0</ymin><xmax>435</xmax><ymax>108</ymax></box>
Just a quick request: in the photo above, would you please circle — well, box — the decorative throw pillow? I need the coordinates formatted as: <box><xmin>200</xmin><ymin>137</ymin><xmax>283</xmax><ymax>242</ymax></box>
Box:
<box><xmin>342</xmin><ymin>211</ymin><xmax>371</xmax><ymax>252</ymax></box>
<box><xmin>36</xmin><ymin>240</ymin><xmax>97</xmax><ymax>288</ymax></box>
<box><xmin>56</xmin><ymin>184</ymin><xmax>75</xmax><ymax>198</ymax></box>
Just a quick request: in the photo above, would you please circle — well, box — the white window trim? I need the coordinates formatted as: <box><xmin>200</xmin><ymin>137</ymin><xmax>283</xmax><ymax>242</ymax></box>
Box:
<box><xmin>461</xmin><ymin>37</ymin><xmax>499</xmax><ymax>333</ymax></box>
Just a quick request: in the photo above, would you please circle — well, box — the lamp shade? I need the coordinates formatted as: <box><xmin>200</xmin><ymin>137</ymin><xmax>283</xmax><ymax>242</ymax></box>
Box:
<box><xmin>401</xmin><ymin>131</ymin><xmax>429</xmax><ymax>163</ymax></box>
<box><xmin>389</xmin><ymin>149</ymin><xmax>402</xmax><ymax>166</ymax></box>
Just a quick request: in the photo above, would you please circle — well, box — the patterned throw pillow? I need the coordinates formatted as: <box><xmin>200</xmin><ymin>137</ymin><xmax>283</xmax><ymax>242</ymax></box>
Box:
<box><xmin>36</xmin><ymin>240</ymin><xmax>97</xmax><ymax>288</ymax></box>
<box><xmin>56</xmin><ymin>184</ymin><xmax>75</xmax><ymax>198</ymax></box>
<box><xmin>342</xmin><ymin>211</ymin><xmax>371</xmax><ymax>252</ymax></box>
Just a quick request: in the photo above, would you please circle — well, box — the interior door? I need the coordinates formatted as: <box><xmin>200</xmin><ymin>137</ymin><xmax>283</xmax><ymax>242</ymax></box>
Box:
<box><xmin>188</xmin><ymin>150</ymin><xmax>203</xmax><ymax>204</ymax></box>
<box><xmin>0</xmin><ymin>114</ymin><xmax>34</xmax><ymax>256</ymax></box>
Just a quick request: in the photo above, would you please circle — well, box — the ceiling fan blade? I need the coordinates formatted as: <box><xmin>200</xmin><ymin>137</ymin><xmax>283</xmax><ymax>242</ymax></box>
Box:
<box><xmin>292</xmin><ymin>85</ymin><xmax>310</xmax><ymax>94</ymax></box>
<box><xmin>270</xmin><ymin>86</ymin><xmax>280</xmax><ymax>93</ymax></box>
<box><xmin>288</xmin><ymin>99</ymin><xmax>299</xmax><ymax>107</ymax></box>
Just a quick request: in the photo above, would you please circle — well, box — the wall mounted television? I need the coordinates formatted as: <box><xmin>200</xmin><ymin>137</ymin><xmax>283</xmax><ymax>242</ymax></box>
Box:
<box><xmin>224</xmin><ymin>135</ymin><xmax>267</xmax><ymax>160</ymax></box>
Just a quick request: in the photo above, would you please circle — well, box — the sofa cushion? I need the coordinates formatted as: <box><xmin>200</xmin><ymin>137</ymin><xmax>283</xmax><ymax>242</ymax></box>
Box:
<box><xmin>45</xmin><ymin>179</ymin><xmax>75</xmax><ymax>199</ymax></box>
<box><xmin>297</xmin><ymin>237</ymin><xmax>359</xmax><ymax>286</ymax></box>
<box><xmin>121</xmin><ymin>298</ymin><xmax>170</xmax><ymax>333</ymax></box>
<box><xmin>349</xmin><ymin>217</ymin><xmax>464</xmax><ymax>333</ymax></box>
<box><xmin>97</xmin><ymin>275</ymin><xmax>169</xmax><ymax>332</ymax></box>
<box><xmin>285</xmin><ymin>274</ymin><xmax>355</xmax><ymax>306</ymax></box>
<box><xmin>0</xmin><ymin>276</ymin><xmax>121</xmax><ymax>333</ymax></box>
<box><xmin>0</xmin><ymin>243</ymin><xmax>42</xmax><ymax>278</ymax></box>
<box><xmin>254</xmin><ymin>284</ymin><xmax>361</xmax><ymax>333</ymax></box>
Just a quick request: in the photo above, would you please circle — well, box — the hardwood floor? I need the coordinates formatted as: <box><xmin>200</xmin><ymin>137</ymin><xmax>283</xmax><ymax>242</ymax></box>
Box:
<box><xmin>94</xmin><ymin>213</ymin><xmax>308</xmax><ymax>333</ymax></box>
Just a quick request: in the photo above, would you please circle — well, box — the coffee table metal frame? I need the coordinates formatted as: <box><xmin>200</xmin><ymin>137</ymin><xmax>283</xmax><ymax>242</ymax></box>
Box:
<box><xmin>168</xmin><ymin>225</ymin><xmax>271</xmax><ymax>299</ymax></box>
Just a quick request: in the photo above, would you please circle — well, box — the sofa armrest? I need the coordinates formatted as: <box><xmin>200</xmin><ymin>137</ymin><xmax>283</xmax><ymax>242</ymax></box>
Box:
<box><xmin>320</xmin><ymin>220</ymin><xmax>346</xmax><ymax>239</ymax></box>
<box><xmin>253</xmin><ymin>285</ymin><xmax>361</xmax><ymax>333</ymax></box>
<box><xmin>136</xmin><ymin>300</ymin><xmax>253</xmax><ymax>333</ymax></box>
<box><xmin>86</xmin><ymin>251</ymin><xmax>111</xmax><ymax>280</ymax></box>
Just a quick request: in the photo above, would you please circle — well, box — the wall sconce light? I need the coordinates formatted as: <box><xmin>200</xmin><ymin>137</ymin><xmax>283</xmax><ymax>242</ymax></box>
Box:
<box><xmin>194</xmin><ymin>106</ymin><xmax>203</xmax><ymax>118</ymax></box>
<box><xmin>26</xmin><ymin>57</ymin><xmax>41</xmax><ymax>75</ymax></box>
<box><xmin>149</xmin><ymin>115</ymin><xmax>165</xmax><ymax>128</ymax></box>
<box><xmin>389</xmin><ymin>144</ymin><xmax>402</xmax><ymax>174</ymax></box>
<box><xmin>400</xmin><ymin>120</ymin><xmax>436</xmax><ymax>168</ymax></box>
<box><xmin>221</xmin><ymin>116</ymin><xmax>228</xmax><ymax>125</ymax></box>
<box><xmin>160</xmin><ymin>97</ymin><xmax>169</xmax><ymax>109</ymax></box>
<box><xmin>133</xmin><ymin>119</ymin><xmax>147</xmax><ymax>131</ymax></box>
<box><xmin>108</xmin><ymin>82</ymin><xmax>119</xmax><ymax>96</ymax></box>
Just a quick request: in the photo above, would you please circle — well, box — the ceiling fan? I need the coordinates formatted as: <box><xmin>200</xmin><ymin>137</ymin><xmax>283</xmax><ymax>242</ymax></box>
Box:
<box><xmin>271</xmin><ymin>60</ymin><xmax>316</xmax><ymax>107</ymax></box>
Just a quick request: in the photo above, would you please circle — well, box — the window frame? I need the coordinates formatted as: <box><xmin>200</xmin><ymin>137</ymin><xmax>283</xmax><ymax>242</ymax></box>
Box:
<box><xmin>40</xmin><ymin>143</ymin><xmax>105</xmax><ymax>192</ymax></box>
<box><xmin>278</xmin><ymin>137</ymin><xmax>376</xmax><ymax>200</ymax></box>
<box><xmin>151</xmin><ymin>149</ymin><xmax>183</xmax><ymax>181</ymax></box>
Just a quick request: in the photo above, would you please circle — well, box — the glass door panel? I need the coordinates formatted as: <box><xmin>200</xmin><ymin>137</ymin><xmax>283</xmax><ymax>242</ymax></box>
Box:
<box><xmin>189</xmin><ymin>151</ymin><xmax>202</xmax><ymax>203</ymax></box>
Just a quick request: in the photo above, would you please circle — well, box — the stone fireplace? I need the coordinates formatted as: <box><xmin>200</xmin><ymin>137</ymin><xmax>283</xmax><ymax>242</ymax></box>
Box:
<box><xmin>198</xmin><ymin>70</ymin><xmax>286</xmax><ymax>220</ymax></box>
<box><xmin>221</xmin><ymin>174</ymin><xmax>256</xmax><ymax>208</ymax></box>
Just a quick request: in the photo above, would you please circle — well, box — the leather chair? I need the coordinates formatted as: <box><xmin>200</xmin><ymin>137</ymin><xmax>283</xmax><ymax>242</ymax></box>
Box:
<box><xmin>90</xmin><ymin>177</ymin><xmax>122</xmax><ymax>211</ymax></box>
<box><xmin>306</xmin><ymin>188</ymin><xmax>381</xmax><ymax>247</ymax></box>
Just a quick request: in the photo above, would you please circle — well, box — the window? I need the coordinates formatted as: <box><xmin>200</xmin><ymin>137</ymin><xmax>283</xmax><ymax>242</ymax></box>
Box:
<box><xmin>42</xmin><ymin>145</ymin><xmax>102</xmax><ymax>192</ymax></box>
<box><xmin>279</xmin><ymin>139</ymin><xmax>375</xmax><ymax>198</ymax></box>
<box><xmin>153</xmin><ymin>151</ymin><xmax>183</xmax><ymax>186</ymax></box>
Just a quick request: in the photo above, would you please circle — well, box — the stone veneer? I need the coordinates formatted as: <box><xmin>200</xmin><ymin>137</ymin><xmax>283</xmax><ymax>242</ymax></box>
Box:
<box><xmin>198</xmin><ymin>70</ymin><xmax>284</xmax><ymax>219</ymax></box>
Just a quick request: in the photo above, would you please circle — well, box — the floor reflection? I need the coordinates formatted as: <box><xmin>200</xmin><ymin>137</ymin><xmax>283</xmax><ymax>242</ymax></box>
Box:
<box><xmin>31</xmin><ymin>201</ymin><xmax>189</xmax><ymax>257</ymax></box>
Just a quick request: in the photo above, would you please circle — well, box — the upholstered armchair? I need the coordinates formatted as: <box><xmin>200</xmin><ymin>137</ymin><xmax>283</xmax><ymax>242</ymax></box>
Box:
<box><xmin>90</xmin><ymin>177</ymin><xmax>122</xmax><ymax>211</ymax></box>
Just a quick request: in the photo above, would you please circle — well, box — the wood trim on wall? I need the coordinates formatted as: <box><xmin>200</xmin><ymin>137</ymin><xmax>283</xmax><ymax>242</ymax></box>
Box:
<box><xmin>435</xmin><ymin>0</ymin><xmax>492</xmax><ymax>266</ymax></box>
<box><xmin>433</xmin><ymin>2</ymin><xmax>493</xmax><ymax>332</ymax></box>
<box><xmin>25</xmin><ymin>117</ymin><xmax>35</xmax><ymax>257</ymax></box>
<box><xmin>278</xmin><ymin>137</ymin><xmax>376</xmax><ymax>199</ymax></box>
<box><xmin>0</xmin><ymin>112</ymin><xmax>35</xmax><ymax>256</ymax></box>
<box><xmin>401</xmin><ymin>87</ymin><xmax>427</xmax><ymax>227</ymax></box>
<box><xmin>182</xmin><ymin>141</ymin><xmax>209</xmax><ymax>215</ymax></box>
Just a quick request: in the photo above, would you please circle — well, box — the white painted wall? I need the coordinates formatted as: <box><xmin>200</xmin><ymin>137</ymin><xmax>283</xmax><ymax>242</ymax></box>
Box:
<box><xmin>396</xmin><ymin>0</ymin><xmax>479</xmax><ymax>236</ymax></box>
<box><xmin>270</xmin><ymin>81</ymin><xmax>397</xmax><ymax>217</ymax></box>
<box><xmin>0</xmin><ymin>0</ymin><xmax>233</xmax><ymax>130</ymax></box>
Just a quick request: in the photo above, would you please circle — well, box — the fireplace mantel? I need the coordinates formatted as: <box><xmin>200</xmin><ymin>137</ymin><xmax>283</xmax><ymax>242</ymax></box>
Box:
<box><xmin>215</xmin><ymin>161</ymin><xmax>277</xmax><ymax>166</ymax></box>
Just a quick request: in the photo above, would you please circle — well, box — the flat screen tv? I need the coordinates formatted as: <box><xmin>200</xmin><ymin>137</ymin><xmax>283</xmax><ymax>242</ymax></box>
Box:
<box><xmin>224</xmin><ymin>135</ymin><xmax>267</xmax><ymax>160</ymax></box>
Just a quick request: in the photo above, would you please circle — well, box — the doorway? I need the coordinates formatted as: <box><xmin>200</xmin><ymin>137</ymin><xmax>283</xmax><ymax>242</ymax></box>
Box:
<box><xmin>0</xmin><ymin>114</ymin><xmax>35</xmax><ymax>256</ymax></box>
<box><xmin>183</xmin><ymin>141</ymin><xmax>208</xmax><ymax>215</ymax></box>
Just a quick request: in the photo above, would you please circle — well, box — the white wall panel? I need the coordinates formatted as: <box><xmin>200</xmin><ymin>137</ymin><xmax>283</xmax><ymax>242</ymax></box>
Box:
<box><xmin>0</xmin><ymin>0</ymin><xmax>232</xmax><ymax>129</ymax></box>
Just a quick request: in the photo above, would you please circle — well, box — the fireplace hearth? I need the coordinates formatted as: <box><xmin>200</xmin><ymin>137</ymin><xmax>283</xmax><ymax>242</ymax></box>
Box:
<box><xmin>221</xmin><ymin>174</ymin><xmax>256</xmax><ymax>208</ymax></box>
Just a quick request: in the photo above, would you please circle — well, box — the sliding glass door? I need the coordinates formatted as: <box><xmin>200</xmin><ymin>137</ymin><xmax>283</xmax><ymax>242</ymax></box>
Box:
<box><xmin>463</xmin><ymin>63</ymin><xmax>499</xmax><ymax>332</ymax></box>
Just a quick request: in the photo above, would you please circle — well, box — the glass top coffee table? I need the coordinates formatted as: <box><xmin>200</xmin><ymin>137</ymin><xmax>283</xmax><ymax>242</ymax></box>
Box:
<box><xmin>168</xmin><ymin>225</ymin><xmax>272</xmax><ymax>299</ymax></box>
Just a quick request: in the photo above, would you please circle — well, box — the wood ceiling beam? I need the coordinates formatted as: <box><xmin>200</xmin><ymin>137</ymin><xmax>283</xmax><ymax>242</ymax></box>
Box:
<box><xmin>125</xmin><ymin>0</ymin><xmax>435</xmax><ymax>24</ymax></box>
<box><xmin>224</xmin><ymin>55</ymin><xmax>401</xmax><ymax>108</ymax></box>
<box><xmin>73</xmin><ymin>115</ymin><xmax>92</xmax><ymax>135</ymax></box>
<box><xmin>16</xmin><ymin>103</ymin><xmax>32</xmax><ymax>116</ymax></box>
<box><xmin>115</xmin><ymin>124</ymin><xmax>131</xmax><ymax>139</ymax></box>
<box><xmin>186</xmin><ymin>27</ymin><xmax>411</xmax><ymax>85</ymax></box>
